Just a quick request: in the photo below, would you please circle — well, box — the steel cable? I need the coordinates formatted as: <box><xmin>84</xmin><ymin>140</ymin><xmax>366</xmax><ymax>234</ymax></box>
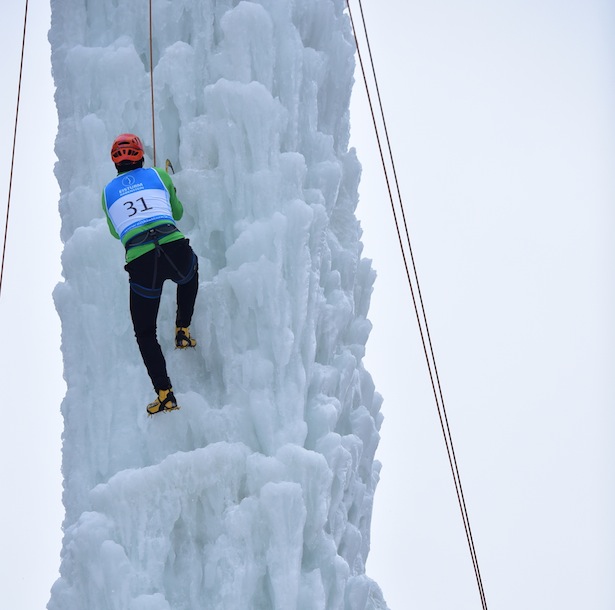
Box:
<box><xmin>0</xmin><ymin>0</ymin><xmax>29</xmax><ymax>300</ymax></box>
<box><xmin>345</xmin><ymin>1</ymin><xmax>489</xmax><ymax>607</ymax></box>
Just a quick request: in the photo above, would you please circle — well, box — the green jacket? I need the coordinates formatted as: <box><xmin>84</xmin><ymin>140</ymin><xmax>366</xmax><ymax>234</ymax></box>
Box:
<box><xmin>102</xmin><ymin>166</ymin><xmax>185</xmax><ymax>263</ymax></box>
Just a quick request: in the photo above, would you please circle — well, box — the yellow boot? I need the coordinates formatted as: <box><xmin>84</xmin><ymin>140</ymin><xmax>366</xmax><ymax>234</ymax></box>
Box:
<box><xmin>146</xmin><ymin>388</ymin><xmax>179</xmax><ymax>415</ymax></box>
<box><xmin>175</xmin><ymin>326</ymin><xmax>196</xmax><ymax>349</ymax></box>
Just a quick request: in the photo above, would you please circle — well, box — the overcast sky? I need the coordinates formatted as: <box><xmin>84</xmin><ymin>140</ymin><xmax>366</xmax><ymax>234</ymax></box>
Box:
<box><xmin>0</xmin><ymin>1</ymin><xmax>614</xmax><ymax>610</ymax></box>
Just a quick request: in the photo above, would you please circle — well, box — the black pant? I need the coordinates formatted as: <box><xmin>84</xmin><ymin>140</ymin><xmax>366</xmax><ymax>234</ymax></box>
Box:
<box><xmin>125</xmin><ymin>239</ymin><xmax>199</xmax><ymax>391</ymax></box>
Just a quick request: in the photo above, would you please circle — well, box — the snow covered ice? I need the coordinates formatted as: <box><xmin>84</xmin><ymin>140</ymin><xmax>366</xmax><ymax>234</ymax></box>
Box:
<box><xmin>49</xmin><ymin>0</ymin><xmax>387</xmax><ymax>608</ymax></box>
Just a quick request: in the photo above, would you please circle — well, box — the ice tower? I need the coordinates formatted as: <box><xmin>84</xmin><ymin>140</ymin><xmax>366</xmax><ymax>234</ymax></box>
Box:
<box><xmin>49</xmin><ymin>0</ymin><xmax>387</xmax><ymax>607</ymax></box>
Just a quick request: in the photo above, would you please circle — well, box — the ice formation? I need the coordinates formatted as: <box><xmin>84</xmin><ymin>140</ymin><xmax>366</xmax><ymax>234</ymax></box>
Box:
<box><xmin>49</xmin><ymin>0</ymin><xmax>386</xmax><ymax>608</ymax></box>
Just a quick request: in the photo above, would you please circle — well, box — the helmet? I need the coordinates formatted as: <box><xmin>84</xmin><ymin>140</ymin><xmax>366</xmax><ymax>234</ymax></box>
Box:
<box><xmin>111</xmin><ymin>133</ymin><xmax>144</xmax><ymax>164</ymax></box>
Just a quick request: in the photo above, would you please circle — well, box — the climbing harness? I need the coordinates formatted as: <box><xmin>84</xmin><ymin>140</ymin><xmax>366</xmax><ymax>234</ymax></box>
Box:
<box><xmin>127</xmin><ymin>227</ymin><xmax>197</xmax><ymax>300</ymax></box>
<box><xmin>124</xmin><ymin>223</ymin><xmax>179</xmax><ymax>250</ymax></box>
<box><xmin>346</xmin><ymin>1</ymin><xmax>489</xmax><ymax>608</ymax></box>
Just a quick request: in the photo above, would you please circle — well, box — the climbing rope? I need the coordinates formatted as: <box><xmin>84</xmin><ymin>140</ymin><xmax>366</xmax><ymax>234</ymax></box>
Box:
<box><xmin>345</xmin><ymin>2</ymin><xmax>489</xmax><ymax>608</ymax></box>
<box><xmin>148</xmin><ymin>0</ymin><xmax>157</xmax><ymax>166</ymax></box>
<box><xmin>0</xmin><ymin>0</ymin><xmax>29</xmax><ymax>300</ymax></box>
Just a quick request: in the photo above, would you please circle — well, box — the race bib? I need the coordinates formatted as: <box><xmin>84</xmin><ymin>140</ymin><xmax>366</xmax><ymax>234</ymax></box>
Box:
<box><xmin>104</xmin><ymin>168</ymin><xmax>174</xmax><ymax>239</ymax></box>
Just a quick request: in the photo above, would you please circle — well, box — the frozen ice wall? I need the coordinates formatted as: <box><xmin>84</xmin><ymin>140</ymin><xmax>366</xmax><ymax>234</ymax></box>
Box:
<box><xmin>49</xmin><ymin>0</ymin><xmax>387</xmax><ymax>608</ymax></box>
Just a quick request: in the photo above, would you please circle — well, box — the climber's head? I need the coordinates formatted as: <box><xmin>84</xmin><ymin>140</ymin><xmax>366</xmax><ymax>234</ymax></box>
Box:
<box><xmin>111</xmin><ymin>133</ymin><xmax>144</xmax><ymax>172</ymax></box>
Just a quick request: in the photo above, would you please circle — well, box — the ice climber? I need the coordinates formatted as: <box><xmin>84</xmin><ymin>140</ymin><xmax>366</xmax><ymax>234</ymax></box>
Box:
<box><xmin>102</xmin><ymin>133</ymin><xmax>199</xmax><ymax>415</ymax></box>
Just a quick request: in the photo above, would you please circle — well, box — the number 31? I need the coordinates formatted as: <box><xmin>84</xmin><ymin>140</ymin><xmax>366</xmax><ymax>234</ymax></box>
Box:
<box><xmin>124</xmin><ymin>197</ymin><xmax>153</xmax><ymax>217</ymax></box>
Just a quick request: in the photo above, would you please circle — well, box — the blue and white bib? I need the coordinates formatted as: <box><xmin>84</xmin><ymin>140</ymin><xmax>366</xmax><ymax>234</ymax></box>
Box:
<box><xmin>104</xmin><ymin>168</ymin><xmax>175</xmax><ymax>239</ymax></box>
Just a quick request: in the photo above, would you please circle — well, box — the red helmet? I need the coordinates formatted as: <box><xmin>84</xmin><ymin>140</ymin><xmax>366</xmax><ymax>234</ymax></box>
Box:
<box><xmin>111</xmin><ymin>133</ymin><xmax>144</xmax><ymax>164</ymax></box>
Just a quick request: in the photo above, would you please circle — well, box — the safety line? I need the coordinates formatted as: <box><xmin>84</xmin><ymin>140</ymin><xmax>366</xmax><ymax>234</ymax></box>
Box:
<box><xmin>345</xmin><ymin>1</ymin><xmax>489</xmax><ymax>608</ymax></box>
<box><xmin>0</xmin><ymin>0</ymin><xmax>29</xmax><ymax>300</ymax></box>
<box><xmin>148</xmin><ymin>0</ymin><xmax>157</xmax><ymax>166</ymax></box>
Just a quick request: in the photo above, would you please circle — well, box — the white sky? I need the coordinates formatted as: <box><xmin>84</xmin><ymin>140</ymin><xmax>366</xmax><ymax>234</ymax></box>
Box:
<box><xmin>0</xmin><ymin>1</ymin><xmax>613</xmax><ymax>609</ymax></box>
